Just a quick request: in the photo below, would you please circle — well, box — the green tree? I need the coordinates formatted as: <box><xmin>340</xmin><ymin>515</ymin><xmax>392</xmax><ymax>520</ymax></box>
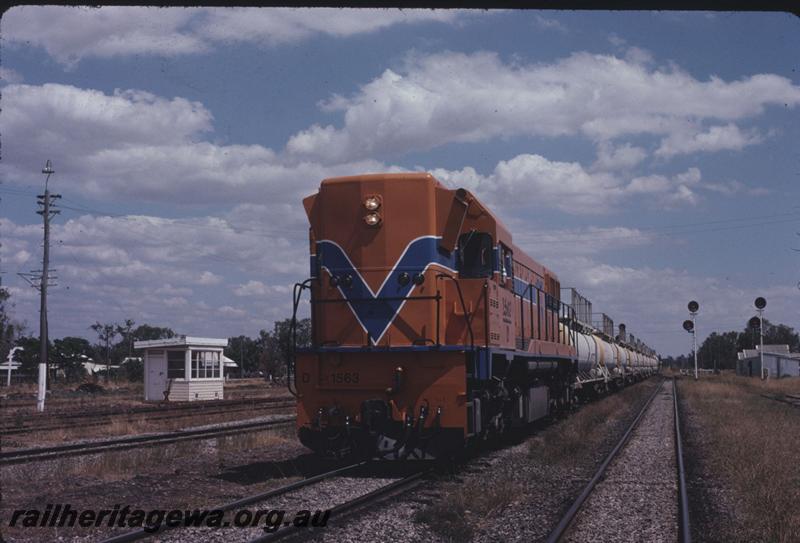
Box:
<box><xmin>263</xmin><ymin>318</ymin><xmax>311</xmax><ymax>381</ymax></box>
<box><xmin>0</xmin><ymin>287</ymin><xmax>25</xmax><ymax>365</ymax></box>
<box><xmin>52</xmin><ymin>336</ymin><xmax>92</xmax><ymax>381</ymax></box>
<box><xmin>698</xmin><ymin>331</ymin><xmax>739</xmax><ymax>370</ymax></box>
<box><xmin>225</xmin><ymin>335</ymin><xmax>260</xmax><ymax>376</ymax></box>
<box><xmin>736</xmin><ymin>319</ymin><xmax>799</xmax><ymax>352</ymax></box>
<box><xmin>12</xmin><ymin>336</ymin><xmax>51</xmax><ymax>376</ymax></box>
<box><xmin>90</xmin><ymin>322</ymin><xmax>118</xmax><ymax>381</ymax></box>
<box><xmin>115</xmin><ymin>319</ymin><xmax>136</xmax><ymax>358</ymax></box>
<box><xmin>131</xmin><ymin>324</ymin><xmax>175</xmax><ymax>342</ymax></box>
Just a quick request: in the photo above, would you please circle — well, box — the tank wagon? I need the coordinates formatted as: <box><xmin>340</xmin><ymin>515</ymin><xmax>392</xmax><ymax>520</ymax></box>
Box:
<box><xmin>289</xmin><ymin>173</ymin><xmax>658</xmax><ymax>459</ymax></box>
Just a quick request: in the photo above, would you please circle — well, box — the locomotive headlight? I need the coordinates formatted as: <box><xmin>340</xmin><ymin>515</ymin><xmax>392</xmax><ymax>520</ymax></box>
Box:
<box><xmin>398</xmin><ymin>272</ymin><xmax>410</xmax><ymax>286</ymax></box>
<box><xmin>364</xmin><ymin>195</ymin><xmax>381</xmax><ymax>211</ymax></box>
<box><xmin>412</xmin><ymin>273</ymin><xmax>425</xmax><ymax>286</ymax></box>
<box><xmin>329</xmin><ymin>275</ymin><xmax>339</xmax><ymax>288</ymax></box>
<box><xmin>364</xmin><ymin>213</ymin><xmax>382</xmax><ymax>226</ymax></box>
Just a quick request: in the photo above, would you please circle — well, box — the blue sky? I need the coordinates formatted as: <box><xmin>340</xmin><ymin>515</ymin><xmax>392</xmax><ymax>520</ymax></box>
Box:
<box><xmin>1</xmin><ymin>8</ymin><xmax>798</xmax><ymax>356</ymax></box>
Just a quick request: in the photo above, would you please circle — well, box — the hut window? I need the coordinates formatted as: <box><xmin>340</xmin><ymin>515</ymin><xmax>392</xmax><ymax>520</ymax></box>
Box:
<box><xmin>192</xmin><ymin>351</ymin><xmax>220</xmax><ymax>379</ymax></box>
<box><xmin>167</xmin><ymin>350</ymin><xmax>186</xmax><ymax>379</ymax></box>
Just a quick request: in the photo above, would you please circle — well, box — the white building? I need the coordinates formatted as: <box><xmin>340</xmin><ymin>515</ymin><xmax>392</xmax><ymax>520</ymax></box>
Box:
<box><xmin>135</xmin><ymin>336</ymin><xmax>228</xmax><ymax>401</ymax></box>
<box><xmin>737</xmin><ymin>344</ymin><xmax>800</xmax><ymax>378</ymax></box>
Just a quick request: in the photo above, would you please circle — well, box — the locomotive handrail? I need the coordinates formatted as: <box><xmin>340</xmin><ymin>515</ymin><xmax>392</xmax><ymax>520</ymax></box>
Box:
<box><xmin>288</xmin><ymin>278</ymin><xmax>313</xmax><ymax>398</ymax></box>
<box><xmin>436</xmin><ymin>273</ymin><xmax>475</xmax><ymax>349</ymax></box>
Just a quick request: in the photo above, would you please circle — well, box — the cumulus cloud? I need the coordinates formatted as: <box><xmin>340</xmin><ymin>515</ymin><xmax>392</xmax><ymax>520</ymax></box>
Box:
<box><xmin>432</xmin><ymin>155</ymin><xmax>707</xmax><ymax>214</ymax></box>
<box><xmin>591</xmin><ymin>142</ymin><xmax>648</xmax><ymax>172</ymax></box>
<box><xmin>195</xmin><ymin>8</ymin><xmax>462</xmax><ymax>45</ymax></box>
<box><xmin>3</xmin><ymin>6</ymin><xmax>464</xmax><ymax>67</ymax></box>
<box><xmin>286</xmin><ymin>50</ymin><xmax>800</xmax><ymax>162</ymax></box>
<box><xmin>655</xmin><ymin>123</ymin><xmax>764</xmax><ymax>157</ymax></box>
<box><xmin>1</xmin><ymin>212</ymin><xmax>310</xmax><ymax>339</ymax></box>
<box><xmin>545</xmin><ymin>255</ymin><xmax>800</xmax><ymax>355</ymax></box>
<box><xmin>1</xmin><ymin>83</ymin><xmax>387</xmax><ymax>205</ymax></box>
<box><xmin>2</xmin><ymin>6</ymin><xmax>207</xmax><ymax>67</ymax></box>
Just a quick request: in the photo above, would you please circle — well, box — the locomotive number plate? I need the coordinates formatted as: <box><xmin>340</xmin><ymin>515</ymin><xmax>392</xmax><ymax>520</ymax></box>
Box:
<box><xmin>322</xmin><ymin>372</ymin><xmax>360</xmax><ymax>385</ymax></box>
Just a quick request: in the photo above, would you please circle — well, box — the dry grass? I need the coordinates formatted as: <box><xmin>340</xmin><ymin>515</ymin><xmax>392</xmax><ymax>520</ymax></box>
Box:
<box><xmin>414</xmin><ymin>477</ymin><xmax>523</xmax><ymax>541</ymax></box>
<box><xmin>527</xmin><ymin>380</ymin><xmax>658</xmax><ymax>464</ymax></box>
<box><xmin>414</xmin><ymin>379</ymin><xmax>658</xmax><ymax>541</ymax></box>
<box><xmin>679</xmin><ymin>374</ymin><xmax>800</xmax><ymax>543</ymax></box>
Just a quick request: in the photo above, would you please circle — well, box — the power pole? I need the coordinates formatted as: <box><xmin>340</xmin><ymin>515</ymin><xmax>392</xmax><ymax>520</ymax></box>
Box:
<box><xmin>32</xmin><ymin>161</ymin><xmax>60</xmax><ymax>411</ymax></box>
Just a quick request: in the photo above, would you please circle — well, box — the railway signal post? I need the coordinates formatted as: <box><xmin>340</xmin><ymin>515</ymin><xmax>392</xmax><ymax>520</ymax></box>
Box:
<box><xmin>754</xmin><ymin>297</ymin><xmax>767</xmax><ymax>379</ymax></box>
<box><xmin>687</xmin><ymin>300</ymin><xmax>699</xmax><ymax>380</ymax></box>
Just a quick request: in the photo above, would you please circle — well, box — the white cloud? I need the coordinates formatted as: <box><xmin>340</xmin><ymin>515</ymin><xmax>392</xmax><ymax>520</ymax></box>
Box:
<box><xmin>547</xmin><ymin>255</ymin><xmax>800</xmax><ymax>356</ymax></box>
<box><xmin>286</xmin><ymin>50</ymin><xmax>800</xmax><ymax>162</ymax></box>
<box><xmin>3</xmin><ymin>6</ymin><xmax>464</xmax><ymax>67</ymax></box>
<box><xmin>655</xmin><ymin>123</ymin><xmax>764</xmax><ymax>157</ymax></box>
<box><xmin>195</xmin><ymin>8</ymin><xmax>461</xmax><ymax>46</ymax></box>
<box><xmin>432</xmin><ymin>155</ymin><xmax>707</xmax><ymax>214</ymax></box>
<box><xmin>532</xmin><ymin>15</ymin><xmax>567</xmax><ymax>33</ymax></box>
<box><xmin>233</xmin><ymin>280</ymin><xmax>291</xmax><ymax>297</ymax></box>
<box><xmin>3</xmin><ymin>7</ymin><xmax>207</xmax><ymax>67</ymax></box>
<box><xmin>1</xmin><ymin>83</ymin><xmax>387</xmax><ymax>205</ymax></box>
<box><xmin>591</xmin><ymin>141</ymin><xmax>648</xmax><ymax>171</ymax></box>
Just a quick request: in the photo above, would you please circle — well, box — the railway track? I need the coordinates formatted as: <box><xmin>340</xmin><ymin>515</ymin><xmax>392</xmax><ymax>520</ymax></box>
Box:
<box><xmin>759</xmin><ymin>392</ymin><xmax>800</xmax><ymax>408</ymax></box>
<box><xmin>545</xmin><ymin>378</ymin><xmax>691</xmax><ymax>542</ymax></box>
<box><xmin>96</xmin><ymin>461</ymin><xmax>429</xmax><ymax>543</ymax></box>
<box><xmin>0</xmin><ymin>416</ymin><xmax>295</xmax><ymax>465</ymax></box>
<box><xmin>0</xmin><ymin>396</ymin><xmax>294</xmax><ymax>436</ymax></box>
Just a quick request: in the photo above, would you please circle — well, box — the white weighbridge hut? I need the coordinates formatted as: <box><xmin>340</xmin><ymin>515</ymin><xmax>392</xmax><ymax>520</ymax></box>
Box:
<box><xmin>135</xmin><ymin>336</ymin><xmax>228</xmax><ymax>401</ymax></box>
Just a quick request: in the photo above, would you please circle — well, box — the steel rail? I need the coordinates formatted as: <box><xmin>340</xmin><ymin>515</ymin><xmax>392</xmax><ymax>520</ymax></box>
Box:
<box><xmin>0</xmin><ymin>401</ymin><xmax>296</xmax><ymax>436</ymax></box>
<box><xmin>544</xmin><ymin>378</ymin><xmax>664</xmax><ymax>543</ymax></box>
<box><xmin>0</xmin><ymin>417</ymin><xmax>295</xmax><ymax>465</ymax></box>
<box><xmin>97</xmin><ymin>461</ymin><xmax>368</xmax><ymax>543</ymax></box>
<box><xmin>673</xmin><ymin>378</ymin><xmax>692</xmax><ymax>543</ymax></box>
<box><xmin>248</xmin><ymin>469</ymin><xmax>431</xmax><ymax>543</ymax></box>
<box><xmin>1</xmin><ymin>396</ymin><xmax>293</xmax><ymax>426</ymax></box>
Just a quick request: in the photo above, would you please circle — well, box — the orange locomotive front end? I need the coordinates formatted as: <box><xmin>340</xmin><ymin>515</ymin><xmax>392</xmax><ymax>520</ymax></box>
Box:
<box><xmin>291</xmin><ymin>173</ymin><xmax>577</xmax><ymax>459</ymax></box>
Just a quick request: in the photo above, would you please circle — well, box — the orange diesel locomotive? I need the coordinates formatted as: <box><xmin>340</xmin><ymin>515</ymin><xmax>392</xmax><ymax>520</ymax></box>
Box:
<box><xmin>289</xmin><ymin>173</ymin><xmax>658</xmax><ymax>459</ymax></box>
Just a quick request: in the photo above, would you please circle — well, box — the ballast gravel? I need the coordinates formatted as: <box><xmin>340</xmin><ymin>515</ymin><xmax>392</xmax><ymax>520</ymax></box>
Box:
<box><xmin>563</xmin><ymin>381</ymin><xmax>677</xmax><ymax>543</ymax></box>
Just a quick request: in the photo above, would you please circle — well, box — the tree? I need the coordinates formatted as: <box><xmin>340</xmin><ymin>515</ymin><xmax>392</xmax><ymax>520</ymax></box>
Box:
<box><xmin>90</xmin><ymin>322</ymin><xmax>118</xmax><ymax>382</ymax></box>
<box><xmin>131</xmin><ymin>324</ymin><xmax>175</xmax><ymax>342</ymax></box>
<box><xmin>115</xmin><ymin>319</ymin><xmax>136</xmax><ymax>358</ymax></box>
<box><xmin>736</xmin><ymin>319</ymin><xmax>799</xmax><ymax>352</ymax></box>
<box><xmin>52</xmin><ymin>336</ymin><xmax>92</xmax><ymax>381</ymax></box>
<box><xmin>0</xmin><ymin>287</ymin><xmax>25</xmax><ymax>365</ymax></box>
<box><xmin>225</xmin><ymin>335</ymin><xmax>260</xmax><ymax>376</ymax></box>
<box><xmin>13</xmin><ymin>336</ymin><xmax>51</xmax><ymax>376</ymax></box>
<box><xmin>697</xmin><ymin>331</ymin><xmax>739</xmax><ymax>370</ymax></box>
<box><xmin>263</xmin><ymin>318</ymin><xmax>311</xmax><ymax>381</ymax></box>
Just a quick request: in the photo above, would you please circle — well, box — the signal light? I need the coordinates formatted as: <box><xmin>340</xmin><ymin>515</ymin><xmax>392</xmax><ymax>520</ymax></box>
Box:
<box><xmin>682</xmin><ymin>319</ymin><xmax>694</xmax><ymax>332</ymax></box>
<box><xmin>364</xmin><ymin>213</ymin><xmax>381</xmax><ymax>226</ymax></box>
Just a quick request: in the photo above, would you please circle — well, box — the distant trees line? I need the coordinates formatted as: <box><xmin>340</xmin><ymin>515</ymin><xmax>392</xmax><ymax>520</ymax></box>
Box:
<box><xmin>0</xmin><ymin>286</ymin><xmax>310</xmax><ymax>384</ymax></box>
<box><xmin>661</xmin><ymin>319</ymin><xmax>799</xmax><ymax>371</ymax></box>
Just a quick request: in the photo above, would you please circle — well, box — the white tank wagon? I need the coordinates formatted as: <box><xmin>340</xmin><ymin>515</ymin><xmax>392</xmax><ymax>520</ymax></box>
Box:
<box><xmin>563</xmin><ymin>288</ymin><xmax>659</xmax><ymax>397</ymax></box>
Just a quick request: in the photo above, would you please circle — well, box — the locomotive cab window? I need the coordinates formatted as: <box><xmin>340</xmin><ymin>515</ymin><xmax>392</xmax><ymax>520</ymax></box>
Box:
<box><xmin>457</xmin><ymin>231</ymin><xmax>493</xmax><ymax>278</ymax></box>
<box><xmin>499</xmin><ymin>245</ymin><xmax>513</xmax><ymax>283</ymax></box>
